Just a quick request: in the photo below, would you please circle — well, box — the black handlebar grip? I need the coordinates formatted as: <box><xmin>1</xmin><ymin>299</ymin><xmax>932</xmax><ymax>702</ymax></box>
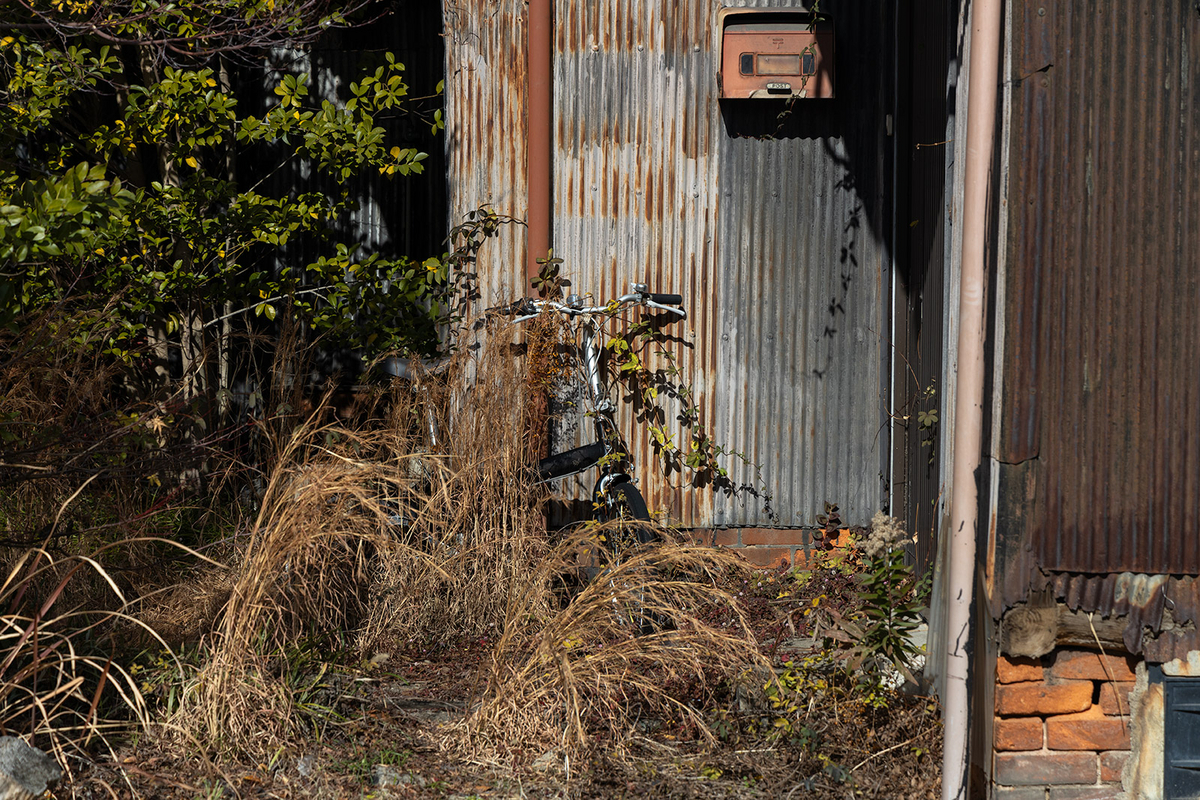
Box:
<box><xmin>648</xmin><ymin>293</ymin><xmax>683</xmax><ymax>305</ymax></box>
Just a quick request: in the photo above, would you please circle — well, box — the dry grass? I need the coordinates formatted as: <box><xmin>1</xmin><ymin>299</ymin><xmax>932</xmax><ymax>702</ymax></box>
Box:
<box><xmin>355</xmin><ymin>334</ymin><xmax>552</xmax><ymax>651</ymax></box>
<box><xmin>456</xmin><ymin>525</ymin><xmax>770</xmax><ymax>767</ymax></box>
<box><xmin>169</xmin><ymin>322</ymin><xmax>554</xmax><ymax>756</ymax></box>
<box><xmin>0</xmin><ymin>309</ymin><xmax>942</xmax><ymax>796</ymax></box>
<box><xmin>0</xmin><ymin>546</ymin><xmax>164</xmax><ymax>781</ymax></box>
<box><xmin>166</xmin><ymin>316</ymin><xmax>771</xmax><ymax>766</ymax></box>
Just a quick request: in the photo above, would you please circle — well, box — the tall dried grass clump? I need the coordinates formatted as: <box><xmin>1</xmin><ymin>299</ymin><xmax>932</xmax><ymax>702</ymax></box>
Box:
<box><xmin>170</xmin><ymin>321</ymin><xmax>553</xmax><ymax>756</ymax></box>
<box><xmin>167</xmin><ymin>415</ymin><xmax>402</xmax><ymax>755</ymax></box>
<box><xmin>355</xmin><ymin>332</ymin><xmax>553</xmax><ymax>650</ymax></box>
<box><xmin>455</xmin><ymin>525</ymin><xmax>771</xmax><ymax>766</ymax></box>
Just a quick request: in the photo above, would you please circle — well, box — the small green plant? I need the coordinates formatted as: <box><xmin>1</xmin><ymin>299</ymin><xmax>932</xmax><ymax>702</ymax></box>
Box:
<box><xmin>530</xmin><ymin>251</ymin><xmax>566</xmax><ymax>298</ymax></box>
<box><xmin>833</xmin><ymin>512</ymin><xmax>929</xmax><ymax>690</ymax></box>
<box><xmin>763</xmin><ymin>655</ymin><xmax>833</xmax><ymax>746</ymax></box>
<box><xmin>129</xmin><ymin>647</ymin><xmax>200</xmax><ymax>717</ymax></box>
<box><xmin>197</xmin><ymin>778</ymin><xmax>227</xmax><ymax>800</ymax></box>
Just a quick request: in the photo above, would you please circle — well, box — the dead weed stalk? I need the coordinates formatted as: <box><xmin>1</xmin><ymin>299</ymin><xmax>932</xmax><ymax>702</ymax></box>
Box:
<box><xmin>0</xmin><ymin>545</ymin><xmax>167</xmax><ymax>780</ymax></box>
<box><xmin>173</xmin><ymin>330</ymin><xmax>551</xmax><ymax>756</ymax></box>
<box><xmin>455</xmin><ymin>525</ymin><xmax>771</xmax><ymax>766</ymax></box>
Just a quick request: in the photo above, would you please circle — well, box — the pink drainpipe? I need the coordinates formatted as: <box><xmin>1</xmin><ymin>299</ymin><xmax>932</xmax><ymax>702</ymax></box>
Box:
<box><xmin>943</xmin><ymin>0</ymin><xmax>1004</xmax><ymax>797</ymax></box>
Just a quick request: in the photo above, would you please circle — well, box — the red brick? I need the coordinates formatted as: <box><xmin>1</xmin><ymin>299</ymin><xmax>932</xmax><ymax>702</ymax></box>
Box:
<box><xmin>1049</xmin><ymin>650</ymin><xmax>1137</xmax><ymax>682</ymax></box>
<box><xmin>1097</xmin><ymin>682</ymin><xmax>1134</xmax><ymax>716</ymax></box>
<box><xmin>996</xmin><ymin>681</ymin><xmax>1094</xmax><ymax>716</ymax></box>
<box><xmin>1046</xmin><ymin>710</ymin><xmax>1131</xmax><ymax>751</ymax></box>
<box><xmin>1099</xmin><ymin>750</ymin><xmax>1128</xmax><ymax>782</ymax></box>
<box><xmin>995</xmin><ymin>717</ymin><xmax>1044</xmax><ymax>751</ymax></box>
<box><xmin>739</xmin><ymin>547</ymin><xmax>792</xmax><ymax>568</ymax></box>
<box><xmin>998</xmin><ymin>655</ymin><xmax>1045</xmax><ymax>683</ymax></box>
<box><xmin>692</xmin><ymin>529</ymin><xmax>740</xmax><ymax>547</ymax></box>
<box><xmin>1047</xmin><ymin>787</ymin><xmax>1121</xmax><ymax>800</ymax></box>
<box><xmin>741</xmin><ymin>528</ymin><xmax>804</xmax><ymax>546</ymax></box>
<box><xmin>994</xmin><ymin>752</ymin><xmax>1097</xmax><ymax>786</ymax></box>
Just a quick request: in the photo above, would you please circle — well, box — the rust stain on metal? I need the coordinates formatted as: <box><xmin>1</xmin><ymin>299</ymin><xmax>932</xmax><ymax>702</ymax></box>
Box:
<box><xmin>1000</xmin><ymin>0</ymin><xmax>1200</xmax><ymax>576</ymax></box>
<box><xmin>445</xmin><ymin>0</ymin><xmax>530</xmax><ymax>300</ymax></box>
<box><xmin>450</xmin><ymin>0</ymin><xmax>894</xmax><ymax>529</ymax></box>
<box><xmin>1046</xmin><ymin>572</ymin><xmax>1200</xmax><ymax>661</ymax></box>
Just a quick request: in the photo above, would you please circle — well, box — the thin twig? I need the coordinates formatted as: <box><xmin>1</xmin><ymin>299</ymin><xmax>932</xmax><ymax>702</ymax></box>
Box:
<box><xmin>50</xmin><ymin>473</ymin><xmax>99</xmax><ymax>538</ymax></box>
<box><xmin>202</xmin><ymin>288</ymin><xmax>328</xmax><ymax>329</ymax></box>
<box><xmin>1087</xmin><ymin>611</ymin><xmax>1127</xmax><ymax>734</ymax></box>
<box><xmin>849</xmin><ymin>729</ymin><xmax>932</xmax><ymax>773</ymax></box>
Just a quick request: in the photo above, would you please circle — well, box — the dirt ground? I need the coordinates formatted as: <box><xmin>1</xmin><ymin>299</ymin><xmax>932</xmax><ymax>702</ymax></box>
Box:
<box><xmin>68</xmin><ymin>630</ymin><xmax>941</xmax><ymax>800</ymax></box>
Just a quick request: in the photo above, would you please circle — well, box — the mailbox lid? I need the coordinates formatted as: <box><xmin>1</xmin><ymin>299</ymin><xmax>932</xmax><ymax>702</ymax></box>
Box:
<box><xmin>719</xmin><ymin>19</ymin><xmax>835</xmax><ymax>99</ymax></box>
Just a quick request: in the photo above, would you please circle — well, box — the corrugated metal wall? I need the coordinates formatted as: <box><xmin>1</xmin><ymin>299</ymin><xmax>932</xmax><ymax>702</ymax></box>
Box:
<box><xmin>447</xmin><ymin>0</ymin><xmax>894</xmax><ymax>529</ymax></box>
<box><xmin>896</xmin><ymin>0</ymin><xmax>956</xmax><ymax>569</ymax></box>
<box><xmin>552</xmin><ymin>0</ymin><xmax>894</xmax><ymax>529</ymax></box>
<box><xmin>444</xmin><ymin>0</ymin><xmax>530</xmax><ymax>303</ymax></box>
<box><xmin>997</xmin><ymin>0</ymin><xmax>1200</xmax><ymax>577</ymax></box>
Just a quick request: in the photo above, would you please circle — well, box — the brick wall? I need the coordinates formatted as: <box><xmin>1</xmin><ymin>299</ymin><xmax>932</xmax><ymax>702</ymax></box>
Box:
<box><xmin>994</xmin><ymin>649</ymin><xmax>1136</xmax><ymax>799</ymax></box>
<box><xmin>692</xmin><ymin>527</ymin><xmax>850</xmax><ymax>569</ymax></box>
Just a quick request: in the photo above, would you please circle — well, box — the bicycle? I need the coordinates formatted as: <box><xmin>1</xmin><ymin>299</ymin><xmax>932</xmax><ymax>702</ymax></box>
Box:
<box><xmin>382</xmin><ymin>284</ymin><xmax>685</xmax><ymax>630</ymax></box>
<box><xmin>502</xmin><ymin>284</ymin><xmax>686</xmax><ymax>629</ymax></box>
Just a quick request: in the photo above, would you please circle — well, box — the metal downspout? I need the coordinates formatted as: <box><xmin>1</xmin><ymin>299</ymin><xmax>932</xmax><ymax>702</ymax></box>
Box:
<box><xmin>942</xmin><ymin>0</ymin><xmax>1003</xmax><ymax>797</ymax></box>
<box><xmin>526</xmin><ymin>0</ymin><xmax>552</xmax><ymax>283</ymax></box>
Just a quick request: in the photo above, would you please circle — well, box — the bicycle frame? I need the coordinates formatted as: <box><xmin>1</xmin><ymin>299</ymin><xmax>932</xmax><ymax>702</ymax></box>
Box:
<box><xmin>514</xmin><ymin>286</ymin><xmax>686</xmax><ymax>492</ymax></box>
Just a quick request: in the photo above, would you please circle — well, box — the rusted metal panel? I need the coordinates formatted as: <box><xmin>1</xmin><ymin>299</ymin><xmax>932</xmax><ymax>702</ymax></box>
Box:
<box><xmin>1000</xmin><ymin>0</ymin><xmax>1200</xmax><ymax>576</ymax></box>
<box><xmin>548</xmin><ymin>0</ymin><xmax>893</xmax><ymax>529</ymax></box>
<box><xmin>444</xmin><ymin>0</ymin><xmax>530</xmax><ymax>304</ymax></box>
<box><xmin>1047</xmin><ymin>572</ymin><xmax>1200</xmax><ymax>661</ymax></box>
<box><xmin>710</xmin><ymin>1</ymin><xmax>891</xmax><ymax>529</ymax></box>
<box><xmin>445</xmin><ymin>0</ymin><xmax>893</xmax><ymax>529</ymax></box>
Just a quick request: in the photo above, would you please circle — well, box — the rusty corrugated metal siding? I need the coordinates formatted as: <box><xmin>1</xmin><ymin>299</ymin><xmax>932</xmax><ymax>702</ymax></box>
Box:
<box><xmin>999</xmin><ymin>0</ymin><xmax>1200</xmax><ymax>578</ymax></box>
<box><xmin>444</xmin><ymin>0</ymin><xmax>530</xmax><ymax>303</ymax></box>
<box><xmin>550</xmin><ymin>0</ymin><xmax>893</xmax><ymax>528</ymax></box>
<box><xmin>1049</xmin><ymin>572</ymin><xmax>1200</xmax><ymax>662</ymax></box>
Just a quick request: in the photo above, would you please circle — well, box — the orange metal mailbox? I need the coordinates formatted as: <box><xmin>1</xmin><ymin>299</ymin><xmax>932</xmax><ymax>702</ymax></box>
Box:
<box><xmin>718</xmin><ymin>9</ymin><xmax>834</xmax><ymax>100</ymax></box>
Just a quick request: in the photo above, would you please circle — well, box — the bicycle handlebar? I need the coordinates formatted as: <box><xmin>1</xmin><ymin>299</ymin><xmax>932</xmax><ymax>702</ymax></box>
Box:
<box><xmin>496</xmin><ymin>286</ymin><xmax>687</xmax><ymax>323</ymax></box>
<box><xmin>647</xmin><ymin>293</ymin><xmax>683</xmax><ymax>306</ymax></box>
